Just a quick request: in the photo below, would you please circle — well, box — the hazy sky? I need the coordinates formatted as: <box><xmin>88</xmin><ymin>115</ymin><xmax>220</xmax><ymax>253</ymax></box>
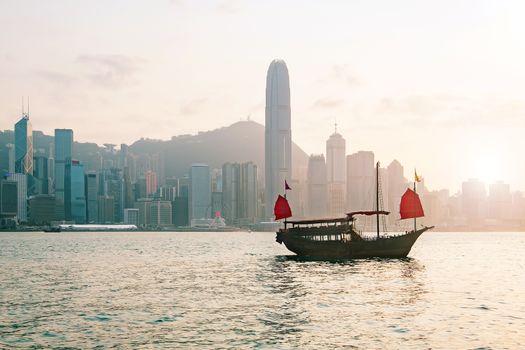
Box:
<box><xmin>1</xmin><ymin>0</ymin><xmax>524</xmax><ymax>192</ymax></box>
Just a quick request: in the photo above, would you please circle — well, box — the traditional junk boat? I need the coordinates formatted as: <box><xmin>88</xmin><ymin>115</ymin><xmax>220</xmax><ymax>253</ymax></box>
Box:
<box><xmin>275</xmin><ymin>163</ymin><xmax>434</xmax><ymax>259</ymax></box>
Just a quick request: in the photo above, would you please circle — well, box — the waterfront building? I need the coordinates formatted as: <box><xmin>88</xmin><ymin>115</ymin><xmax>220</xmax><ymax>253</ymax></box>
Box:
<box><xmin>172</xmin><ymin>197</ymin><xmax>189</xmax><ymax>227</ymax></box>
<box><xmin>222</xmin><ymin>162</ymin><xmax>240</xmax><ymax>223</ymax></box>
<box><xmin>265</xmin><ymin>59</ymin><xmax>292</xmax><ymax>218</ymax></box>
<box><xmin>307</xmin><ymin>155</ymin><xmax>327</xmax><ymax>218</ymax></box>
<box><xmin>462</xmin><ymin>178</ymin><xmax>486</xmax><ymax>226</ymax></box>
<box><xmin>28</xmin><ymin>194</ymin><xmax>56</xmax><ymax>225</ymax></box>
<box><xmin>33</xmin><ymin>155</ymin><xmax>49</xmax><ymax>194</ymax></box>
<box><xmin>190</xmin><ymin>164</ymin><xmax>211</xmax><ymax>221</ymax></box>
<box><xmin>54</xmin><ymin>129</ymin><xmax>73</xmax><ymax>220</ymax></box>
<box><xmin>85</xmin><ymin>172</ymin><xmax>99</xmax><ymax>223</ymax></box>
<box><xmin>347</xmin><ymin>151</ymin><xmax>375</xmax><ymax>212</ymax></box>
<box><xmin>488</xmin><ymin>181</ymin><xmax>512</xmax><ymax>221</ymax></box>
<box><xmin>10</xmin><ymin>173</ymin><xmax>28</xmax><ymax>222</ymax></box>
<box><xmin>221</xmin><ymin>162</ymin><xmax>258</xmax><ymax>225</ymax></box>
<box><xmin>123</xmin><ymin>208</ymin><xmax>139</xmax><ymax>226</ymax></box>
<box><xmin>97</xmin><ymin>195</ymin><xmax>115</xmax><ymax>224</ymax></box>
<box><xmin>145</xmin><ymin>170</ymin><xmax>158</xmax><ymax>196</ymax></box>
<box><xmin>240</xmin><ymin>162</ymin><xmax>258</xmax><ymax>223</ymax></box>
<box><xmin>65</xmin><ymin>160</ymin><xmax>86</xmax><ymax>224</ymax></box>
<box><xmin>387</xmin><ymin>160</ymin><xmax>406</xmax><ymax>222</ymax></box>
<box><xmin>0</xmin><ymin>178</ymin><xmax>18</xmax><ymax>219</ymax></box>
<box><xmin>326</xmin><ymin>128</ymin><xmax>346</xmax><ymax>216</ymax></box>
<box><xmin>14</xmin><ymin>115</ymin><xmax>33</xmax><ymax>175</ymax></box>
<box><xmin>99</xmin><ymin>168</ymin><xmax>124</xmax><ymax>223</ymax></box>
<box><xmin>150</xmin><ymin>200</ymin><xmax>172</xmax><ymax>226</ymax></box>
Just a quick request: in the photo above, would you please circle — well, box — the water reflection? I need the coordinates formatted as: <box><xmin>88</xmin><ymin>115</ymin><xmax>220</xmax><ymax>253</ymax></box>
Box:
<box><xmin>256</xmin><ymin>255</ymin><xmax>429</xmax><ymax>347</ymax></box>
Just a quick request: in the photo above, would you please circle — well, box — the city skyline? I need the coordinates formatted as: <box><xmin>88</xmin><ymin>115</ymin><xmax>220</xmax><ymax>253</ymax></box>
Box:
<box><xmin>1</xmin><ymin>1</ymin><xmax>525</xmax><ymax>193</ymax></box>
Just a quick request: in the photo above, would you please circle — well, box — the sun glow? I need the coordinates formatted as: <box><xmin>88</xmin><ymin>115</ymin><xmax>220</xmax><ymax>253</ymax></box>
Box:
<box><xmin>464</xmin><ymin>131</ymin><xmax>510</xmax><ymax>187</ymax></box>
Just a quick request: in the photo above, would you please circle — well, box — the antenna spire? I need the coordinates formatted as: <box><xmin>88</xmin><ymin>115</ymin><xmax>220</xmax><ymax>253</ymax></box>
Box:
<box><xmin>22</xmin><ymin>96</ymin><xmax>24</xmax><ymax>115</ymax></box>
<box><xmin>27</xmin><ymin>96</ymin><xmax>29</xmax><ymax>117</ymax></box>
<box><xmin>334</xmin><ymin>118</ymin><xmax>338</xmax><ymax>133</ymax></box>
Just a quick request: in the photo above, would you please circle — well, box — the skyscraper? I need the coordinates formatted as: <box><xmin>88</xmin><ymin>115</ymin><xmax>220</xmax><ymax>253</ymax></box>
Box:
<box><xmin>14</xmin><ymin>115</ymin><xmax>33</xmax><ymax>175</ymax></box>
<box><xmin>326</xmin><ymin>127</ymin><xmax>346</xmax><ymax>216</ymax></box>
<box><xmin>307</xmin><ymin>154</ymin><xmax>327</xmax><ymax>218</ymax></box>
<box><xmin>54</xmin><ymin>129</ymin><xmax>73</xmax><ymax>220</ymax></box>
<box><xmin>346</xmin><ymin>151</ymin><xmax>375</xmax><ymax>211</ymax></box>
<box><xmin>85</xmin><ymin>172</ymin><xmax>98</xmax><ymax>223</ymax></box>
<box><xmin>65</xmin><ymin>159</ymin><xmax>86</xmax><ymax>223</ymax></box>
<box><xmin>189</xmin><ymin>164</ymin><xmax>211</xmax><ymax>223</ymax></box>
<box><xmin>265</xmin><ymin>59</ymin><xmax>292</xmax><ymax>218</ymax></box>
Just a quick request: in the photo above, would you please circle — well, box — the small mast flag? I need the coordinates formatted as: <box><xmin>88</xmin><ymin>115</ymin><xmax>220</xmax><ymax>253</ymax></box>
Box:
<box><xmin>415</xmin><ymin>170</ymin><xmax>421</xmax><ymax>183</ymax></box>
<box><xmin>285</xmin><ymin>180</ymin><xmax>291</xmax><ymax>190</ymax></box>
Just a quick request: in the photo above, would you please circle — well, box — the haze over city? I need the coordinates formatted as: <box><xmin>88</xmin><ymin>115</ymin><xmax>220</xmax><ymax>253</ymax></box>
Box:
<box><xmin>1</xmin><ymin>0</ymin><xmax>525</xmax><ymax>192</ymax></box>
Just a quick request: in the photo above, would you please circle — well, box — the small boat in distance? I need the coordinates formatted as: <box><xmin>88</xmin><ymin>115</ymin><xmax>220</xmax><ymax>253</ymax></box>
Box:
<box><xmin>275</xmin><ymin>162</ymin><xmax>434</xmax><ymax>259</ymax></box>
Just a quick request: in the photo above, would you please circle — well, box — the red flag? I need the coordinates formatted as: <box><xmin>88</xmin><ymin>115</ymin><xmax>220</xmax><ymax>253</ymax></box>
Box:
<box><xmin>274</xmin><ymin>195</ymin><xmax>292</xmax><ymax>220</ymax></box>
<box><xmin>399</xmin><ymin>188</ymin><xmax>424</xmax><ymax>219</ymax></box>
<box><xmin>285</xmin><ymin>180</ymin><xmax>291</xmax><ymax>191</ymax></box>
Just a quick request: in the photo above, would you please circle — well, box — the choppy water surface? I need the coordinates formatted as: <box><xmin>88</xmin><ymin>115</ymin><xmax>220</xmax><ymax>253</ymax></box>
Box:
<box><xmin>1</xmin><ymin>231</ymin><xmax>524</xmax><ymax>349</ymax></box>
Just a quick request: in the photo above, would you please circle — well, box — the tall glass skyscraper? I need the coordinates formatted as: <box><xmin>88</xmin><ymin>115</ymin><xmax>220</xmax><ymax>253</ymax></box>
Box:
<box><xmin>265</xmin><ymin>59</ymin><xmax>292</xmax><ymax>219</ymax></box>
<box><xmin>14</xmin><ymin>115</ymin><xmax>33</xmax><ymax>175</ymax></box>
<box><xmin>54</xmin><ymin>129</ymin><xmax>73</xmax><ymax>220</ymax></box>
<box><xmin>65</xmin><ymin>159</ymin><xmax>86</xmax><ymax>223</ymax></box>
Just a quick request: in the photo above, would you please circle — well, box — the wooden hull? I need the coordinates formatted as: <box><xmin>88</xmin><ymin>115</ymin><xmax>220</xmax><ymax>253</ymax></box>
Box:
<box><xmin>276</xmin><ymin>227</ymin><xmax>432</xmax><ymax>259</ymax></box>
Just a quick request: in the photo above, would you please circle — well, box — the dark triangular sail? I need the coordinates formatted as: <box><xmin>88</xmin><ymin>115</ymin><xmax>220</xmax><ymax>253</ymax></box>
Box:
<box><xmin>274</xmin><ymin>195</ymin><xmax>292</xmax><ymax>220</ymax></box>
<box><xmin>400</xmin><ymin>188</ymin><xmax>424</xmax><ymax>219</ymax></box>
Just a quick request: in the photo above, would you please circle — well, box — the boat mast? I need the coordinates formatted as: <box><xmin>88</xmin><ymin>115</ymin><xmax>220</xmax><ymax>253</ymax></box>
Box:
<box><xmin>413</xmin><ymin>181</ymin><xmax>416</xmax><ymax>233</ymax></box>
<box><xmin>376</xmin><ymin>161</ymin><xmax>380</xmax><ymax>239</ymax></box>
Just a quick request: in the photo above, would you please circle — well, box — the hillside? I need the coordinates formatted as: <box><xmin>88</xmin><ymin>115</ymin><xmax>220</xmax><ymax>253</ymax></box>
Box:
<box><xmin>129</xmin><ymin>120</ymin><xmax>308</xmax><ymax>179</ymax></box>
<box><xmin>1</xmin><ymin>121</ymin><xmax>309</xmax><ymax>180</ymax></box>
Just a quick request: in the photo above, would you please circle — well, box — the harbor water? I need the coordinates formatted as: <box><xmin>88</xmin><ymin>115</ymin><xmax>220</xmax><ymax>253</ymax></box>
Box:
<box><xmin>1</xmin><ymin>231</ymin><xmax>524</xmax><ymax>349</ymax></box>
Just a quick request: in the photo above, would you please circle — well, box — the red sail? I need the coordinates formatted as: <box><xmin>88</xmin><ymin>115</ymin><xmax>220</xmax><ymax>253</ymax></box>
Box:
<box><xmin>274</xmin><ymin>195</ymin><xmax>292</xmax><ymax>220</ymax></box>
<box><xmin>400</xmin><ymin>188</ymin><xmax>424</xmax><ymax>219</ymax></box>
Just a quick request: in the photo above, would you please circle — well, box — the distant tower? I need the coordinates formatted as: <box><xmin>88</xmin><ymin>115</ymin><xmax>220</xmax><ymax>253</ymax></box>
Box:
<box><xmin>307</xmin><ymin>154</ymin><xmax>327</xmax><ymax>218</ymax></box>
<box><xmin>14</xmin><ymin>113</ymin><xmax>33</xmax><ymax>175</ymax></box>
<box><xmin>265</xmin><ymin>59</ymin><xmax>292</xmax><ymax>219</ymax></box>
<box><xmin>190</xmin><ymin>164</ymin><xmax>211</xmax><ymax>222</ymax></box>
<box><xmin>54</xmin><ymin>129</ymin><xmax>73</xmax><ymax>220</ymax></box>
<box><xmin>326</xmin><ymin>123</ymin><xmax>346</xmax><ymax>216</ymax></box>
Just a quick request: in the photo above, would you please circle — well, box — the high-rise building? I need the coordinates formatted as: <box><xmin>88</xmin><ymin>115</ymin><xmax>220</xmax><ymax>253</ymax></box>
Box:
<box><xmin>14</xmin><ymin>115</ymin><xmax>33</xmax><ymax>175</ymax></box>
<box><xmin>99</xmin><ymin>168</ymin><xmax>124</xmax><ymax>223</ymax></box>
<box><xmin>33</xmin><ymin>155</ymin><xmax>49</xmax><ymax>194</ymax></box>
<box><xmin>123</xmin><ymin>208</ymin><xmax>139</xmax><ymax>225</ymax></box>
<box><xmin>85</xmin><ymin>172</ymin><xmax>99</xmax><ymax>223</ymax></box>
<box><xmin>462</xmin><ymin>178</ymin><xmax>486</xmax><ymax>226</ymax></box>
<box><xmin>221</xmin><ymin>162</ymin><xmax>258</xmax><ymax>225</ymax></box>
<box><xmin>6</xmin><ymin>144</ymin><xmax>15</xmax><ymax>173</ymax></box>
<box><xmin>10</xmin><ymin>173</ymin><xmax>27</xmax><ymax>222</ymax></box>
<box><xmin>54</xmin><ymin>129</ymin><xmax>73</xmax><ymax>220</ymax></box>
<box><xmin>65</xmin><ymin>159</ymin><xmax>86</xmax><ymax>223</ymax></box>
<box><xmin>347</xmin><ymin>151</ymin><xmax>375</xmax><ymax>211</ymax></box>
<box><xmin>190</xmin><ymin>164</ymin><xmax>210</xmax><ymax>222</ymax></box>
<box><xmin>387</xmin><ymin>160</ymin><xmax>406</xmax><ymax>222</ymax></box>
<box><xmin>0</xmin><ymin>177</ymin><xmax>18</xmax><ymax>220</ymax></box>
<box><xmin>488</xmin><ymin>181</ymin><xmax>512</xmax><ymax>221</ymax></box>
<box><xmin>240</xmin><ymin>162</ymin><xmax>258</xmax><ymax>223</ymax></box>
<box><xmin>97</xmin><ymin>195</ymin><xmax>115</xmax><ymax>224</ymax></box>
<box><xmin>307</xmin><ymin>155</ymin><xmax>327</xmax><ymax>218</ymax></box>
<box><xmin>222</xmin><ymin>162</ymin><xmax>240</xmax><ymax>223</ymax></box>
<box><xmin>145</xmin><ymin>170</ymin><xmax>158</xmax><ymax>196</ymax></box>
<box><xmin>265</xmin><ymin>59</ymin><xmax>292</xmax><ymax>218</ymax></box>
<box><xmin>150</xmin><ymin>200</ymin><xmax>172</xmax><ymax>226</ymax></box>
<box><xmin>28</xmin><ymin>194</ymin><xmax>56</xmax><ymax>225</ymax></box>
<box><xmin>326</xmin><ymin>128</ymin><xmax>346</xmax><ymax>216</ymax></box>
